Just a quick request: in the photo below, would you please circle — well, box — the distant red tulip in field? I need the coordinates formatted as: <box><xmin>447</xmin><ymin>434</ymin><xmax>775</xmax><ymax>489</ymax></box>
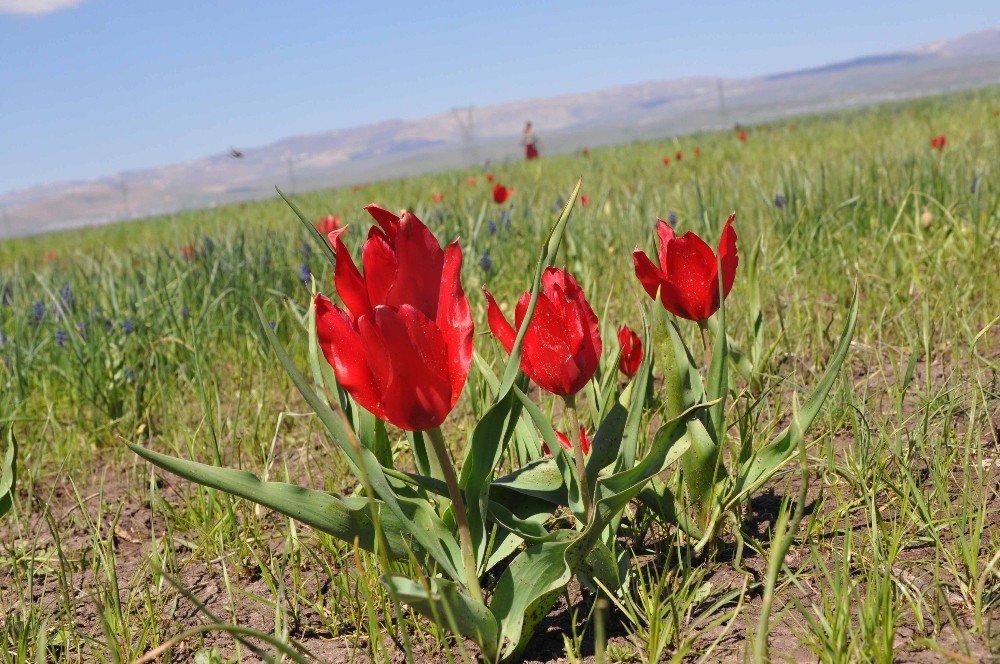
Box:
<box><xmin>633</xmin><ymin>213</ymin><xmax>738</xmax><ymax>322</ymax></box>
<box><xmin>694</xmin><ymin>147</ymin><xmax>702</xmax><ymax>156</ymax></box>
<box><xmin>484</xmin><ymin>267</ymin><xmax>602</xmax><ymax>396</ymax></box>
<box><xmin>353</xmin><ymin>185</ymin><xmax>362</xmax><ymax>192</ymax></box>
<box><xmin>738</xmin><ymin>131</ymin><xmax>748</xmax><ymax>142</ymax></box>
<box><xmin>44</xmin><ymin>251</ymin><xmax>58</xmax><ymax>261</ymax></box>
<box><xmin>662</xmin><ymin>156</ymin><xmax>670</xmax><ymax>165</ymax></box>
<box><xmin>493</xmin><ymin>184</ymin><xmax>513</xmax><ymax>204</ymax></box>
<box><xmin>616</xmin><ymin>325</ymin><xmax>643</xmax><ymax>377</ymax></box>
<box><xmin>316</xmin><ymin>214</ymin><xmax>341</xmax><ymax>236</ymax></box>
<box><xmin>180</xmin><ymin>245</ymin><xmax>196</xmax><ymax>259</ymax></box>
<box><xmin>541</xmin><ymin>425</ymin><xmax>592</xmax><ymax>456</ymax></box>
<box><xmin>432</xmin><ymin>191</ymin><xmax>444</xmax><ymax>203</ymax></box>
<box><xmin>468</xmin><ymin>176</ymin><xmax>477</xmax><ymax>186</ymax></box>
<box><xmin>788</xmin><ymin>124</ymin><xmax>797</xmax><ymax>132</ymax></box>
<box><xmin>582</xmin><ymin>147</ymin><xmax>591</xmax><ymax>156</ymax></box>
<box><xmin>580</xmin><ymin>194</ymin><xmax>590</xmax><ymax>206</ymax></box>
<box><xmin>675</xmin><ymin>151</ymin><xmax>683</xmax><ymax>161</ymax></box>
<box><xmin>486</xmin><ymin>173</ymin><xmax>495</xmax><ymax>182</ymax></box>
<box><xmin>314</xmin><ymin>205</ymin><xmax>473</xmax><ymax>431</ymax></box>
<box><xmin>930</xmin><ymin>134</ymin><xmax>947</xmax><ymax>150</ymax></box>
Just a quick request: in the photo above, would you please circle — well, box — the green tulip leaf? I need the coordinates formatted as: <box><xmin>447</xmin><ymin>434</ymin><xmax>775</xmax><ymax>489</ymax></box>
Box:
<box><xmin>128</xmin><ymin>442</ymin><xmax>413</xmax><ymax>560</ymax></box>
<box><xmin>0</xmin><ymin>428</ymin><xmax>16</xmax><ymax>520</ymax></box>
<box><xmin>491</xmin><ymin>457</ymin><xmax>567</xmax><ymax>505</ymax></box>
<box><xmin>381</xmin><ymin>575</ymin><xmax>499</xmax><ymax>659</ymax></box>
<box><xmin>491</xmin><ymin>541</ymin><xmax>574</xmax><ymax>660</ymax></box>
<box><xmin>735</xmin><ymin>286</ymin><xmax>859</xmax><ymax>498</ymax></box>
<box><xmin>277</xmin><ymin>187</ymin><xmax>337</xmax><ymax>267</ymax></box>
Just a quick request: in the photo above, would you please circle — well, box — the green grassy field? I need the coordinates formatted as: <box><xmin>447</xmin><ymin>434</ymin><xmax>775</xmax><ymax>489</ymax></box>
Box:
<box><xmin>0</xmin><ymin>87</ymin><xmax>997</xmax><ymax>663</ymax></box>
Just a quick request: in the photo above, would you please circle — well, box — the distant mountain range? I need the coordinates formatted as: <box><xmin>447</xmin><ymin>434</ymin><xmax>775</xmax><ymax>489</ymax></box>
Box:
<box><xmin>2</xmin><ymin>27</ymin><xmax>999</xmax><ymax>239</ymax></box>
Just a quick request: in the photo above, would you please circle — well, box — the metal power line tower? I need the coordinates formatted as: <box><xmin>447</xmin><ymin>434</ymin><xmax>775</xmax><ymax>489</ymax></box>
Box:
<box><xmin>452</xmin><ymin>106</ymin><xmax>478</xmax><ymax>166</ymax></box>
<box><xmin>283</xmin><ymin>153</ymin><xmax>304</xmax><ymax>194</ymax></box>
<box><xmin>119</xmin><ymin>174</ymin><xmax>132</xmax><ymax>219</ymax></box>
<box><xmin>716</xmin><ymin>78</ymin><xmax>729</xmax><ymax>126</ymax></box>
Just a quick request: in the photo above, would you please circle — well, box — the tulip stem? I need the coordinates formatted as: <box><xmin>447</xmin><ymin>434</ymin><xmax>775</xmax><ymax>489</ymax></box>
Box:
<box><xmin>698</xmin><ymin>320</ymin><xmax>711</xmax><ymax>372</ymax></box>
<box><xmin>426</xmin><ymin>426</ymin><xmax>482</xmax><ymax>603</ymax></box>
<box><xmin>563</xmin><ymin>394</ymin><xmax>594</xmax><ymax>524</ymax></box>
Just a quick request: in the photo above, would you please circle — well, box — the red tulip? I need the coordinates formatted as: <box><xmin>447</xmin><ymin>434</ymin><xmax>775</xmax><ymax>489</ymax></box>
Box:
<box><xmin>541</xmin><ymin>425</ymin><xmax>592</xmax><ymax>456</ymax></box>
<box><xmin>432</xmin><ymin>191</ymin><xmax>444</xmax><ymax>203</ymax></box>
<box><xmin>316</xmin><ymin>214</ymin><xmax>341</xmax><ymax>235</ymax></box>
<box><xmin>616</xmin><ymin>325</ymin><xmax>643</xmax><ymax>377</ymax></box>
<box><xmin>486</xmin><ymin>172</ymin><xmax>495</xmax><ymax>182</ymax></box>
<box><xmin>582</xmin><ymin>147</ymin><xmax>591</xmax><ymax>156</ymax></box>
<box><xmin>694</xmin><ymin>147</ymin><xmax>702</xmax><ymax>156</ymax></box>
<box><xmin>484</xmin><ymin>267</ymin><xmax>601</xmax><ymax>396</ymax></box>
<box><xmin>930</xmin><ymin>134</ymin><xmax>946</xmax><ymax>150</ymax></box>
<box><xmin>675</xmin><ymin>151</ymin><xmax>683</xmax><ymax>161</ymax></box>
<box><xmin>633</xmin><ymin>214</ymin><xmax>738</xmax><ymax>322</ymax></box>
<box><xmin>788</xmin><ymin>124</ymin><xmax>797</xmax><ymax>132</ymax></box>
<box><xmin>44</xmin><ymin>251</ymin><xmax>58</xmax><ymax>261</ymax></box>
<box><xmin>580</xmin><ymin>194</ymin><xmax>590</xmax><ymax>206</ymax></box>
<box><xmin>353</xmin><ymin>185</ymin><xmax>363</xmax><ymax>192</ymax></box>
<box><xmin>314</xmin><ymin>205</ymin><xmax>473</xmax><ymax>431</ymax></box>
<box><xmin>493</xmin><ymin>184</ymin><xmax>513</xmax><ymax>204</ymax></box>
<box><xmin>468</xmin><ymin>176</ymin><xmax>477</xmax><ymax>186</ymax></box>
<box><xmin>738</xmin><ymin>131</ymin><xmax>748</xmax><ymax>142</ymax></box>
<box><xmin>180</xmin><ymin>244</ymin><xmax>196</xmax><ymax>259</ymax></box>
<box><xmin>662</xmin><ymin>156</ymin><xmax>670</xmax><ymax>165</ymax></box>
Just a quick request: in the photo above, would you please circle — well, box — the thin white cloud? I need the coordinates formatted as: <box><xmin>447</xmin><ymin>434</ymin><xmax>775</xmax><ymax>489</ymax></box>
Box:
<box><xmin>0</xmin><ymin>0</ymin><xmax>84</xmax><ymax>15</ymax></box>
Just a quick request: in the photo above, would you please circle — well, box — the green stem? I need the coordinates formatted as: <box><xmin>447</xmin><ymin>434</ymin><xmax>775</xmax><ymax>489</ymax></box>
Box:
<box><xmin>563</xmin><ymin>394</ymin><xmax>593</xmax><ymax>523</ymax></box>
<box><xmin>426</xmin><ymin>426</ymin><xmax>483</xmax><ymax>603</ymax></box>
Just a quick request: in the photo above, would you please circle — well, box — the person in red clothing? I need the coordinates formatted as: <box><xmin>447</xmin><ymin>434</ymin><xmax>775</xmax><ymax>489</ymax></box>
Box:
<box><xmin>522</xmin><ymin>121</ymin><xmax>540</xmax><ymax>160</ymax></box>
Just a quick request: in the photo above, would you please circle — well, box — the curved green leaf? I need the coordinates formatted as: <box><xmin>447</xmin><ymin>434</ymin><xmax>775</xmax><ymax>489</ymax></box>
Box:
<box><xmin>128</xmin><ymin>442</ymin><xmax>413</xmax><ymax>560</ymax></box>
<box><xmin>491</xmin><ymin>541</ymin><xmax>573</xmax><ymax>661</ymax></box>
<box><xmin>0</xmin><ymin>428</ymin><xmax>16</xmax><ymax>520</ymax></box>
<box><xmin>381</xmin><ymin>575</ymin><xmax>498</xmax><ymax>659</ymax></box>
<box><xmin>736</xmin><ymin>286</ymin><xmax>858</xmax><ymax>498</ymax></box>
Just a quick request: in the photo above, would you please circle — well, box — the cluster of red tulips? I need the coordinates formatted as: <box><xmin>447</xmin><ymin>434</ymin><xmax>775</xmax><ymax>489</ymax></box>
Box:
<box><xmin>315</xmin><ymin>203</ymin><xmax>736</xmax><ymax>436</ymax></box>
<box><xmin>930</xmin><ymin>134</ymin><xmax>947</xmax><ymax>150</ymax></box>
<box><xmin>133</xmin><ymin>184</ymin><xmax>858</xmax><ymax>659</ymax></box>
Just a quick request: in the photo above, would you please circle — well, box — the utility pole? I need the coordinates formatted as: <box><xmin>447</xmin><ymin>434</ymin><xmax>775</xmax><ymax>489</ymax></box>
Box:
<box><xmin>119</xmin><ymin>174</ymin><xmax>132</xmax><ymax>219</ymax></box>
<box><xmin>283</xmin><ymin>153</ymin><xmax>304</xmax><ymax>194</ymax></box>
<box><xmin>716</xmin><ymin>78</ymin><xmax>730</xmax><ymax>127</ymax></box>
<box><xmin>452</xmin><ymin>106</ymin><xmax>478</xmax><ymax>166</ymax></box>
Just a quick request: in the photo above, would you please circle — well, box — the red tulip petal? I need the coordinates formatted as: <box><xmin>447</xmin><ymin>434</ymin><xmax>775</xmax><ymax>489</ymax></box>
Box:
<box><xmin>632</xmin><ymin>248</ymin><xmax>667</xmax><ymax>301</ymax></box>
<box><xmin>560</xmin><ymin>271</ymin><xmax>602</xmax><ymax>393</ymax></box>
<box><xmin>655</xmin><ymin>219</ymin><xmax>675</xmax><ymax>270</ymax></box>
<box><xmin>327</xmin><ymin>225</ymin><xmax>349</xmax><ymax>246</ymax></box>
<box><xmin>555</xmin><ymin>426</ymin><xmax>591</xmax><ymax>455</ymax></box>
<box><xmin>371</xmin><ymin>305</ymin><xmax>452</xmax><ymax>431</ymax></box>
<box><xmin>717</xmin><ymin>213</ymin><xmax>738</xmax><ymax>299</ymax></box>
<box><xmin>362</xmin><ymin>226</ymin><xmax>396</xmax><ymax>308</ymax></box>
<box><xmin>364</xmin><ymin>204</ymin><xmax>400</xmax><ymax>240</ymax></box>
<box><xmin>520</xmin><ymin>292</ymin><xmax>575</xmax><ymax>395</ymax></box>
<box><xmin>555</xmin><ymin>430</ymin><xmax>573</xmax><ymax>451</ymax></box>
<box><xmin>332</xmin><ymin>233</ymin><xmax>372</xmax><ymax>320</ymax></box>
<box><xmin>386</xmin><ymin>211</ymin><xmax>444</xmax><ymax>320</ymax></box>
<box><xmin>484</xmin><ymin>288</ymin><xmax>517</xmax><ymax>354</ymax></box>
<box><xmin>663</xmin><ymin>230</ymin><xmax>717</xmax><ymax>321</ymax></box>
<box><xmin>437</xmin><ymin>241</ymin><xmax>474</xmax><ymax>410</ymax></box>
<box><xmin>314</xmin><ymin>295</ymin><xmax>385</xmax><ymax>421</ymax></box>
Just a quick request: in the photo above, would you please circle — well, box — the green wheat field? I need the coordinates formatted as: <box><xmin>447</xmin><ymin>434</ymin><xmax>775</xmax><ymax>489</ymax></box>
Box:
<box><xmin>0</xmin><ymin>87</ymin><xmax>997</xmax><ymax>663</ymax></box>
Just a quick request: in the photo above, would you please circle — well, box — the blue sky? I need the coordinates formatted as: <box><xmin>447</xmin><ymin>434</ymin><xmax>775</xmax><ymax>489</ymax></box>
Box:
<box><xmin>1</xmin><ymin>1</ymin><xmax>996</xmax><ymax>194</ymax></box>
